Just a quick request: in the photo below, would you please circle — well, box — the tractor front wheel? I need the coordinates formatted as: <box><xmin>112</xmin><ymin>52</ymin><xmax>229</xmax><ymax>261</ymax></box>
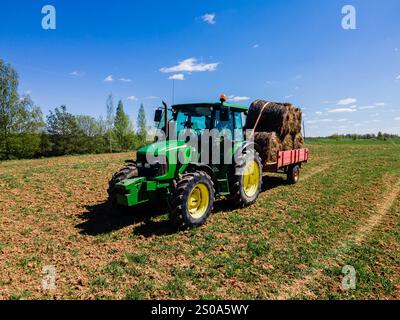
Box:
<box><xmin>108</xmin><ymin>165</ymin><xmax>138</xmax><ymax>193</ymax></box>
<box><xmin>108</xmin><ymin>165</ymin><xmax>138</xmax><ymax>215</ymax></box>
<box><xmin>169</xmin><ymin>172</ymin><xmax>215</xmax><ymax>229</ymax></box>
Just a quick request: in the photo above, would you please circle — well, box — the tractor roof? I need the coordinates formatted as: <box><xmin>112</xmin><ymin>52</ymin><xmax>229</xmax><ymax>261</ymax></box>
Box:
<box><xmin>172</xmin><ymin>102</ymin><xmax>249</xmax><ymax>112</ymax></box>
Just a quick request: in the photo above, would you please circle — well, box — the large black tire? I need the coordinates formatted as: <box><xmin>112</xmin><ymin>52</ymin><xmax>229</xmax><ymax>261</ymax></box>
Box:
<box><xmin>287</xmin><ymin>165</ymin><xmax>300</xmax><ymax>184</ymax></box>
<box><xmin>228</xmin><ymin>151</ymin><xmax>263</xmax><ymax>208</ymax></box>
<box><xmin>108</xmin><ymin>165</ymin><xmax>138</xmax><ymax>194</ymax></box>
<box><xmin>169</xmin><ymin>172</ymin><xmax>215</xmax><ymax>229</ymax></box>
<box><xmin>107</xmin><ymin>165</ymin><xmax>138</xmax><ymax>215</ymax></box>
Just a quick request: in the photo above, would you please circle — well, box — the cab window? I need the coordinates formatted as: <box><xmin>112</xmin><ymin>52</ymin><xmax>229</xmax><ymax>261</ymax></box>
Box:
<box><xmin>233</xmin><ymin>112</ymin><xmax>244</xmax><ymax>140</ymax></box>
<box><xmin>214</xmin><ymin>110</ymin><xmax>233</xmax><ymax>135</ymax></box>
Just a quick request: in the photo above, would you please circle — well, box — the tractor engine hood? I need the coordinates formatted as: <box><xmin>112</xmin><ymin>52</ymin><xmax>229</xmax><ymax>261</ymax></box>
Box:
<box><xmin>137</xmin><ymin>140</ymin><xmax>187</xmax><ymax>158</ymax></box>
<box><xmin>136</xmin><ymin>140</ymin><xmax>192</xmax><ymax>170</ymax></box>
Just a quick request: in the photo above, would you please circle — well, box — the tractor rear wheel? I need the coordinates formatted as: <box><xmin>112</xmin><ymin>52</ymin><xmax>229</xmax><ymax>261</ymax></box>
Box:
<box><xmin>228</xmin><ymin>151</ymin><xmax>262</xmax><ymax>208</ymax></box>
<box><xmin>169</xmin><ymin>172</ymin><xmax>215</xmax><ymax>229</ymax></box>
<box><xmin>287</xmin><ymin>165</ymin><xmax>300</xmax><ymax>184</ymax></box>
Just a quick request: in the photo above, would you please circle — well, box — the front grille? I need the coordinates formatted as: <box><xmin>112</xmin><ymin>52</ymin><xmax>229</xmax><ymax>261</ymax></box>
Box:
<box><xmin>136</xmin><ymin>153</ymin><xmax>167</xmax><ymax>177</ymax></box>
<box><xmin>136</xmin><ymin>162</ymin><xmax>167</xmax><ymax>178</ymax></box>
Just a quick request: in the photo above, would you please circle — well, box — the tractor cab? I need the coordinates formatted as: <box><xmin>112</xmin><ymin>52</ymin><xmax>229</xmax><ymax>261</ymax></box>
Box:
<box><xmin>154</xmin><ymin>96</ymin><xmax>248</xmax><ymax>142</ymax></box>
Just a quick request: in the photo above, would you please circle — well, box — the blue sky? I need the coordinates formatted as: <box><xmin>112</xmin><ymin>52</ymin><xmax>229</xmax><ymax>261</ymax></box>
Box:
<box><xmin>1</xmin><ymin>0</ymin><xmax>399</xmax><ymax>136</ymax></box>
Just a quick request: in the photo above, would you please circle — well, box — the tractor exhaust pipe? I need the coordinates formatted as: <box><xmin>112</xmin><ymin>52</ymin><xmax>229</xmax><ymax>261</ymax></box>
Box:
<box><xmin>162</xmin><ymin>101</ymin><xmax>169</xmax><ymax>139</ymax></box>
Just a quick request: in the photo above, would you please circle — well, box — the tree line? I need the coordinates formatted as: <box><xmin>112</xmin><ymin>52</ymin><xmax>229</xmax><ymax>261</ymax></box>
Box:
<box><xmin>328</xmin><ymin>133</ymin><xmax>400</xmax><ymax>141</ymax></box>
<box><xmin>0</xmin><ymin>59</ymin><xmax>148</xmax><ymax>160</ymax></box>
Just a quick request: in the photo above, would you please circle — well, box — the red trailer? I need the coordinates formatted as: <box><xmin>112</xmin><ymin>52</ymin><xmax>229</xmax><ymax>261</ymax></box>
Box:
<box><xmin>262</xmin><ymin>148</ymin><xmax>309</xmax><ymax>184</ymax></box>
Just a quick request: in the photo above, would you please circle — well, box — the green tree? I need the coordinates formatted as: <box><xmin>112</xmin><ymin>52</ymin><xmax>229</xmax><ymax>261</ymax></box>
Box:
<box><xmin>113</xmin><ymin>100</ymin><xmax>132</xmax><ymax>151</ymax></box>
<box><xmin>0</xmin><ymin>60</ymin><xmax>44</xmax><ymax>159</ymax></box>
<box><xmin>8</xmin><ymin>95</ymin><xmax>44</xmax><ymax>158</ymax></box>
<box><xmin>76</xmin><ymin>115</ymin><xmax>104</xmax><ymax>153</ymax></box>
<box><xmin>137</xmin><ymin>103</ymin><xmax>147</xmax><ymax>143</ymax></box>
<box><xmin>46</xmin><ymin>105</ymin><xmax>80</xmax><ymax>156</ymax></box>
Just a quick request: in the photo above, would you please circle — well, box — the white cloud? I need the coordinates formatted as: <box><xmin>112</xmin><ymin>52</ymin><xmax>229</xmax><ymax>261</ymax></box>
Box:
<box><xmin>395</xmin><ymin>117</ymin><xmax>400</xmax><ymax>121</ymax></box>
<box><xmin>69</xmin><ymin>71</ymin><xmax>84</xmax><ymax>77</ymax></box>
<box><xmin>168</xmin><ymin>74</ymin><xmax>185</xmax><ymax>80</ymax></box>
<box><xmin>284</xmin><ymin>95</ymin><xmax>293</xmax><ymax>99</ymax></box>
<box><xmin>359</xmin><ymin>102</ymin><xmax>385</xmax><ymax>110</ymax></box>
<box><xmin>119</xmin><ymin>78</ymin><xmax>132</xmax><ymax>82</ymax></box>
<box><xmin>252</xmin><ymin>44</ymin><xmax>260</xmax><ymax>49</ymax></box>
<box><xmin>396</xmin><ymin>75</ymin><xmax>400</xmax><ymax>80</ymax></box>
<box><xmin>104</xmin><ymin>75</ymin><xmax>114</xmax><ymax>82</ymax></box>
<box><xmin>227</xmin><ymin>95</ymin><xmax>251</xmax><ymax>102</ymax></box>
<box><xmin>145</xmin><ymin>96</ymin><xmax>159</xmax><ymax>100</ymax></box>
<box><xmin>337</xmin><ymin>118</ymin><xmax>348</xmax><ymax>122</ymax></box>
<box><xmin>315</xmin><ymin>112</ymin><xmax>323</xmax><ymax>116</ymax></box>
<box><xmin>359</xmin><ymin>105</ymin><xmax>376</xmax><ymax>110</ymax></box>
<box><xmin>328</xmin><ymin>108</ymin><xmax>357</xmax><ymax>113</ymax></box>
<box><xmin>292</xmin><ymin>74</ymin><xmax>303</xmax><ymax>81</ymax></box>
<box><xmin>127</xmin><ymin>96</ymin><xmax>138</xmax><ymax>101</ymax></box>
<box><xmin>306</xmin><ymin>118</ymin><xmax>332</xmax><ymax>124</ymax></box>
<box><xmin>201</xmin><ymin>13</ymin><xmax>216</xmax><ymax>25</ymax></box>
<box><xmin>337</xmin><ymin>98</ymin><xmax>357</xmax><ymax>105</ymax></box>
<box><xmin>160</xmin><ymin>58</ymin><xmax>219</xmax><ymax>73</ymax></box>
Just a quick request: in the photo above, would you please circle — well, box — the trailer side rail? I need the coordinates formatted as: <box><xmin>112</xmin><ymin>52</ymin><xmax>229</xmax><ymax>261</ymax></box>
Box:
<box><xmin>277</xmin><ymin>148</ymin><xmax>309</xmax><ymax>170</ymax></box>
<box><xmin>263</xmin><ymin>148</ymin><xmax>309</xmax><ymax>173</ymax></box>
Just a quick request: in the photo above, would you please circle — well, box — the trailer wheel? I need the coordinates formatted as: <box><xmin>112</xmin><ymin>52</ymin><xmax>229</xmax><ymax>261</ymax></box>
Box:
<box><xmin>169</xmin><ymin>172</ymin><xmax>215</xmax><ymax>229</ymax></box>
<box><xmin>228</xmin><ymin>151</ymin><xmax>263</xmax><ymax>207</ymax></box>
<box><xmin>287</xmin><ymin>165</ymin><xmax>300</xmax><ymax>184</ymax></box>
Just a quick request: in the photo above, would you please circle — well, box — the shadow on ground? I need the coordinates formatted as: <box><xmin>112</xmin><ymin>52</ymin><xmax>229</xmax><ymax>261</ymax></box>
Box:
<box><xmin>76</xmin><ymin>201</ymin><xmax>175</xmax><ymax>237</ymax></box>
<box><xmin>76</xmin><ymin>175</ymin><xmax>287</xmax><ymax>238</ymax></box>
<box><xmin>262</xmin><ymin>175</ymin><xmax>287</xmax><ymax>192</ymax></box>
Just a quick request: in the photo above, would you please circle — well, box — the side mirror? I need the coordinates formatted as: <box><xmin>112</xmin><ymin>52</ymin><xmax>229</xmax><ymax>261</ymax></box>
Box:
<box><xmin>220</xmin><ymin>106</ymin><xmax>230</xmax><ymax>122</ymax></box>
<box><xmin>154</xmin><ymin>109</ymin><xmax>163</xmax><ymax>123</ymax></box>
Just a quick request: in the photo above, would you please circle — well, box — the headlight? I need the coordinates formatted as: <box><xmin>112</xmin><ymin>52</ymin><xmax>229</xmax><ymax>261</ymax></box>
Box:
<box><xmin>136</xmin><ymin>162</ymin><xmax>143</xmax><ymax>168</ymax></box>
<box><xmin>144</xmin><ymin>163</ymin><xmax>151</xmax><ymax>169</ymax></box>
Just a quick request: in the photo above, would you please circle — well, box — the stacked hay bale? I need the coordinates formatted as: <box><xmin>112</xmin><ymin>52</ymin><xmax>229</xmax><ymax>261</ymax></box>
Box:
<box><xmin>246</xmin><ymin>100</ymin><xmax>304</xmax><ymax>164</ymax></box>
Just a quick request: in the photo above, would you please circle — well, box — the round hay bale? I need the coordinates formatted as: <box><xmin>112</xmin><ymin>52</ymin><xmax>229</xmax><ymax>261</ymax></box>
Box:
<box><xmin>246</xmin><ymin>100</ymin><xmax>299</xmax><ymax>137</ymax></box>
<box><xmin>281</xmin><ymin>134</ymin><xmax>294</xmax><ymax>151</ymax></box>
<box><xmin>254</xmin><ymin>132</ymin><xmax>282</xmax><ymax>163</ymax></box>
<box><xmin>293</xmin><ymin>133</ymin><xmax>304</xmax><ymax>149</ymax></box>
<box><xmin>291</xmin><ymin>108</ymin><xmax>303</xmax><ymax>135</ymax></box>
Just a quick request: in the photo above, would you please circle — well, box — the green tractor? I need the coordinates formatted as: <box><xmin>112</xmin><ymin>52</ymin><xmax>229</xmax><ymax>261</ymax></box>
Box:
<box><xmin>108</xmin><ymin>96</ymin><xmax>263</xmax><ymax>229</ymax></box>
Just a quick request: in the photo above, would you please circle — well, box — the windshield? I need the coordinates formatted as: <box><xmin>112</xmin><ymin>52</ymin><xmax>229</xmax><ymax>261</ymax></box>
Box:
<box><xmin>173</xmin><ymin>107</ymin><xmax>213</xmax><ymax>133</ymax></box>
<box><xmin>156</xmin><ymin>106</ymin><xmax>241</xmax><ymax>141</ymax></box>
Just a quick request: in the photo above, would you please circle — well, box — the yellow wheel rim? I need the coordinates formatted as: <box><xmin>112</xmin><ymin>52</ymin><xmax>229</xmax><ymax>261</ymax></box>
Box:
<box><xmin>242</xmin><ymin>160</ymin><xmax>260</xmax><ymax>198</ymax></box>
<box><xmin>187</xmin><ymin>183</ymin><xmax>210</xmax><ymax>219</ymax></box>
